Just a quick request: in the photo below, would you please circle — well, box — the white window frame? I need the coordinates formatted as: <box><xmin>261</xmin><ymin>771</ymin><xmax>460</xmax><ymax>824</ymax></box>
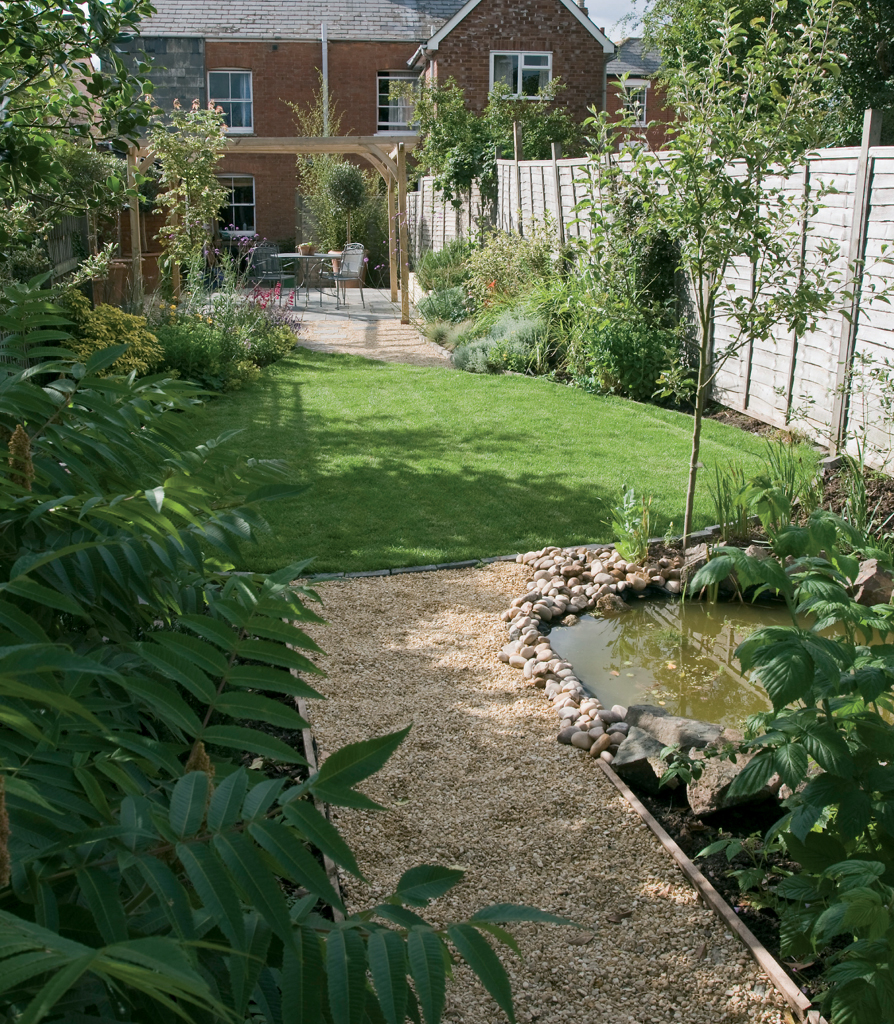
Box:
<box><xmin>218</xmin><ymin>174</ymin><xmax>256</xmax><ymax>237</ymax></box>
<box><xmin>376</xmin><ymin>71</ymin><xmax>419</xmax><ymax>133</ymax></box>
<box><xmin>489</xmin><ymin>51</ymin><xmax>552</xmax><ymax>98</ymax></box>
<box><xmin>622</xmin><ymin>78</ymin><xmax>649</xmax><ymax>127</ymax></box>
<box><xmin>207</xmin><ymin>69</ymin><xmax>253</xmax><ymax>134</ymax></box>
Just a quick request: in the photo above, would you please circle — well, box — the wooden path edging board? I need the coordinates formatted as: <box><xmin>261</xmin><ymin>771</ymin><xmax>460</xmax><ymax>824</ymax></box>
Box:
<box><xmin>596</xmin><ymin>759</ymin><xmax>827</xmax><ymax>1024</ymax></box>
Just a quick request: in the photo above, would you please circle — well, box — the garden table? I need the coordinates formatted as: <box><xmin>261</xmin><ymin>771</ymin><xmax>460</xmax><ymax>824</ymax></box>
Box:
<box><xmin>277</xmin><ymin>253</ymin><xmax>331</xmax><ymax>307</ymax></box>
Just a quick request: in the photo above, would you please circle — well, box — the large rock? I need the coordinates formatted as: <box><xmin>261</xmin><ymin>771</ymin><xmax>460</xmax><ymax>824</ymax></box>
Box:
<box><xmin>625</xmin><ymin>706</ymin><xmax>723</xmax><ymax>750</ymax></box>
<box><xmin>687</xmin><ymin>731</ymin><xmax>781</xmax><ymax>816</ymax></box>
<box><xmin>610</xmin><ymin>726</ymin><xmax>667</xmax><ymax>793</ymax></box>
<box><xmin>854</xmin><ymin>558</ymin><xmax>894</xmax><ymax>607</ymax></box>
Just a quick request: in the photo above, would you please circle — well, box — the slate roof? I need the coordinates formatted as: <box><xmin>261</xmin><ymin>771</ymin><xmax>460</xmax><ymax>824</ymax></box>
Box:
<box><xmin>606</xmin><ymin>37</ymin><xmax>662</xmax><ymax>77</ymax></box>
<box><xmin>137</xmin><ymin>0</ymin><xmax>465</xmax><ymax>42</ymax></box>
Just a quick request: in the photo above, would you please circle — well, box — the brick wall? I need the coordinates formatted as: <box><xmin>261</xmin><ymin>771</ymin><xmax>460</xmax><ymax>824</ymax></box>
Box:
<box><xmin>215</xmin><ymin>153</ymin><xmax>295</xmax><ymax>244</ymax></box>
<box><xmin>430</xmin><ymin>0</ymin><xmax>609</xmax><ymax>123</ymax></box>
<box><xmin>204</xmin><ymin>40</ymin><xmax>414</xmax><ymax>136</ymax></box>
<box><xmin>605</xmin><ymin>77</ymin><xmax>673</xmax><ymax>150</ymax></box>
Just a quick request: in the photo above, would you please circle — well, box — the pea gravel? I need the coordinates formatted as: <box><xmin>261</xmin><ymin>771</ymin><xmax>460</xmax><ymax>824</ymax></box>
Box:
<box><xmin>303</xmin><ymin>563</ymin><xmax>787</xmax><ymax>1024</ymax></box>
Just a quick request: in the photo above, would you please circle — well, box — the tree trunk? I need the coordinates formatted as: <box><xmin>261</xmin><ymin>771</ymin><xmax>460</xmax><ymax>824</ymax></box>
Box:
<box><xmin>682</xmin><ymin>300</ymin><xmax>713</xmax><ymax>548</ymax></box>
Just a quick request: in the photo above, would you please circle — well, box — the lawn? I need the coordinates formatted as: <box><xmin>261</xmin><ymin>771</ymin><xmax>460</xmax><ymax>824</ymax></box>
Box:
<box><xmin>182</xmin><ymin>350</ymin><xmax>786</xmax><ymax>573</ymax></box>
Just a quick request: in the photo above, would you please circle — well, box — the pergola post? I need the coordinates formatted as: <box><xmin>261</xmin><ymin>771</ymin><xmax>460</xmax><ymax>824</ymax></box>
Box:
<box><xmin>397</xmin><ymin>143</ymin><xmax>410</xmax><ymax>325</ymax></box>
<box><xmin>387</xmin><ymin>177</ymin><xmax>398</xmax><ymax>304</ymax></box>
<box><xmin>126</xmin><ymin>148</ymin><xmax>143</xmax><ymax>307</ymax></box>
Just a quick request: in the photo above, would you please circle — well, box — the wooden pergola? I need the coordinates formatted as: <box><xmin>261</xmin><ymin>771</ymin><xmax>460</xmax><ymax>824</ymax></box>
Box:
<box><xmin>127</xmin><ymin>134</ymin><xmax>417</xmax><ymax>323</ymax></box>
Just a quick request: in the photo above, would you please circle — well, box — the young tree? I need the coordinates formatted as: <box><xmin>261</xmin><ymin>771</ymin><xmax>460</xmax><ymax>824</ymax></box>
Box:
<box><xmin>147</xmin><ymin>100</ymin><xmax>230</xmax><ymax>285</ymax></box>
<box><xmin>578</xmin><ymin>0</ymin><xmax>854</xmax><ymax>545</ymax></box>
<box><xmin>409</xmin><ymin>78</ymin><xmax>586</xmax><ymax>209</ymax></box>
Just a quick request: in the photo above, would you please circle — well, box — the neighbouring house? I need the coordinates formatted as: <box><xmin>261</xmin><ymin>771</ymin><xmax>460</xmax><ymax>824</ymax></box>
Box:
<box><xmin>407</xmin><ymin>0</ymin><xmax>614</xmax><ymax>127</ymax></box>
<box><xmin>605</xmin><ymin>37</ymin><xmax>671</xmax><ymax>151</ymax></box>
<box><xmin>122</xmin><ymin>0</ymin><xmax>629</xmax><ymax>242</ymax></box>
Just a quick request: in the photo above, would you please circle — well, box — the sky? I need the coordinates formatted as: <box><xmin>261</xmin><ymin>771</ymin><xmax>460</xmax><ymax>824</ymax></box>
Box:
<box><xmin>589</xmin><ymin>1</ymin><xmax>643</xmax><ymax>38</ymax></box>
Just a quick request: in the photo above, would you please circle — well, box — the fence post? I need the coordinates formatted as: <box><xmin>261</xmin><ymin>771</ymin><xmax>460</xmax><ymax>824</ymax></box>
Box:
<box><xmin>513</xmin><ymin>121</ymin><xmax>523</xmax><ymax>236</ymax></box>
<box><xmin>551</xmin><ymin>142</ymin><xmax>565</xmax><ymax>246</ymax></box>
<box><xmin>829</xmin><ymin>108</ymin><xmax>883</xmax><ymax>452</ymax></box>
<box><xmin>126</xmin><ymin>147</ymin><xmax>143</xmax><ymax>307</ymax></box>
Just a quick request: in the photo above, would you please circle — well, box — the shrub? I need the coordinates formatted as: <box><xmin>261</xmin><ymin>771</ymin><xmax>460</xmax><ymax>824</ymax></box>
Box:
<box><xmin>416</xmin><ymin>238</ymin><xmax>471</xmax><ymax>292</ymax></box>
<box><xmin>577</xmin><ymin>321</ymin><xmax>675</xmax><ymax>403</ymax></box>
<box><xmin>63</xmin><ymin>290</ymin><xmax>163</xmax><ymax>375</ymax></box>
<box><xmin>465</xmin><ymin>227</ymin><xmax>557</xmax><ymax>309</ymax></box>
<box><xmin>452</xmin><ymin>312</ymin><xmax>545</xmax><ymax>373</ymax></box>
<box><xmin>416</xmin><ymin>285</ymin><xmax>470</xmax><ymax>324</ymax></box>
<box><xmin>148</xmin><ymin>297</ymin><xmax>296</xmax><ymax>391</ymax></box>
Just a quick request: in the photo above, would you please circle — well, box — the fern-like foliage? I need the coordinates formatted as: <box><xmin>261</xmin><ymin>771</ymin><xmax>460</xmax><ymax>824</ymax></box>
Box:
<box><xmin>0</xmin><ymin>279</ymin><xmax>567</xmax><ymax>1023</ymax></box>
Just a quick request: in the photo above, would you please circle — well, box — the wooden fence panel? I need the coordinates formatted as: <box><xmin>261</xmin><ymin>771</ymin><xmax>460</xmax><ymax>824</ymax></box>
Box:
<box><xmin>409</xmin><ymin>143</ymin><xmax>894</xmax><ymax>464</ymax></box>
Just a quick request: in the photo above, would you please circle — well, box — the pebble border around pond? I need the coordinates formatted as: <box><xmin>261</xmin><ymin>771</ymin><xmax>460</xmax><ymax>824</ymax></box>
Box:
<box><xmin>496</xmin><ymin>542</ymin><xmax>692</xmax><ymax>758</ymax></box>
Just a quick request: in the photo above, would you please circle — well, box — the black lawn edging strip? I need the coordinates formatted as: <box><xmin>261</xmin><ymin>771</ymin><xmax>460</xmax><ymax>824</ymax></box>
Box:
<box><xmin>298</xmin><ymin>526</ymin><xmax>723</xmax><ymax>583</ymax></box>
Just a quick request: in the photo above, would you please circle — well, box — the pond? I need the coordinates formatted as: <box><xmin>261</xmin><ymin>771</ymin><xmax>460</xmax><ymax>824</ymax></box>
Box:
<box><xmin>548</xmin><ymin>599</ymin><xmax>795</xmax><ymax>727</ymax></box>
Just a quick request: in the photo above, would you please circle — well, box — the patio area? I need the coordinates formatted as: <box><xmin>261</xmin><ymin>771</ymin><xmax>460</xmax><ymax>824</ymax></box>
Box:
<box><xmin>282</xmin><ymin>282</ymin><xmax>453</xmax><ymax>369</ymax></box>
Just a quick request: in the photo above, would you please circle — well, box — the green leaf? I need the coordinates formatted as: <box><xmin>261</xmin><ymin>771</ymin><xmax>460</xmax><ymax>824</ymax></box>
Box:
<box><xmin>773</xmin><ymin>743</ymin><xmax>808</xmax><ymax>790</ymax></box>
<box><xmin>169</xmin><ymin>772</ymin><xmax>210</xmax><ymax>838</ymax></box>
<box><xmin>152</xmin><ymin>632</ymin><xmax>230</xmax><ymax>678</ymax></box>
<box><xmin>282</xmin><ymin>925</ymin><xmax>324</xmax><ymax>1024</ymax></box>
<box><xmin>201</xmin><ymin>725</ymin><xmax>305</xmax><ymax>764</ymax></box>
<box><xmin>76</xmin><ymin>868</ymin><xmax>128</xmax><ymax>944</ymax></box>
<box><xmin>242</xmin><ymin>777</ymin><xmax>286</xmax><ymax>819</ymax></box>
<box><xmin>176</xmin><ymin>842</ymin><xmax>246</xmax><ymax>950</ymax></box>
<box><xmin>776</xmin><ymin>874</ymin><xmax>818</xmax><ymax>901</ymax></box>
<box><xmin>727</xmin><ymin>751</ymin><xmax>778</xmax><ymax>799</ymax></box>
<box><xmin>368</xmin><ymin>930</ymin><xmax>408</xmax><ymax>1024</ymax></box>
<box><xmin>784</xmin><ymin>831</ymin><xmax>848</xmax><ymax>873</ymax></box>
<box><xmin>393</xmin><ymin>865</ymin><xmax>465</xmax><ymax>907</ymax></box>
<box><xmin>249</xmin><ymin>820</ymin><xmax>345</xmax><ymax>911</ymax></box>
<box><xmin>282</xmin><ymin>800</ymin><xmax>363</xmax><ymax>878</ymax></box>
<box><xmin>312</xmin><ymin>729</ymin><xmax>410</xmax><ymax>807</ymax></box>
<box><xmin>86</xmin><ymin>344</ymin><xmax>129</xmax><ymax>375</ymax></box>
<box><xmin>829</xmin><ymin>978</ymin><xmax>882</xmax><ymax>1023</ymax></box>
<box><xmin>207</xmin><ymin>770</ymin><xmax>248</xmax><ymax>831</ymax></box>
<box><xmin>0</xmin><ymin>577</ymin><xmax>85</xmax><ymax>616</ymax></box>
<box><xmin>327</xmin><ymin>928</ymin><xmax>368</xmax><ymax>1024</ymax></box>
<box><xmin>136</xmin><ymin>857</ymin><xmax>197</xmax><ymax>939</ymax></box>
<box><xmin>18</xmin><ymin>954</ymin><xmax>97</xmax><ymax>1024</ymax></box>
<box><xmin>690</xmin><ymin>555</ymin><xmax>734</xmax><ymax>588</ymax></box>
<box><xmin>213</xmin><ymin>832</ymin><xmax>293</xmax><ymax>944</ymax></box>
<box><xmin>407</xmin><ymin>928</ymin><xmax>447</xmax><ymax>1024</ymax></box>
<box><xmin>214</xmin><ymin>692</ymin><xmax>306</xmax><ymax>730</ymax></box>
<box><xmin>447</xmin><ymin>924</ymin><xmax>515</xmax><ymax>1023</ymax></box>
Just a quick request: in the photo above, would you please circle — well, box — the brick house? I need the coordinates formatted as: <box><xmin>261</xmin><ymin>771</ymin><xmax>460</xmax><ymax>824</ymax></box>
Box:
<box><xmin>605</xmin><ymin>37</ymin><xmax>671</xmax><ymax>151</ymax></box>
<box><xmin>125</xmin><ymin>0</ymin><xmax>623</xmax><ymax>241</ymax></box>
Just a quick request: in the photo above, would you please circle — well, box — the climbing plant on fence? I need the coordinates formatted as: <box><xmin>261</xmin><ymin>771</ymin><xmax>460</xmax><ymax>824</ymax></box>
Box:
<box><xmin>0</xmin><ymin>278</ymin><xmax>566</xmax><ymax>1022</ymax></box>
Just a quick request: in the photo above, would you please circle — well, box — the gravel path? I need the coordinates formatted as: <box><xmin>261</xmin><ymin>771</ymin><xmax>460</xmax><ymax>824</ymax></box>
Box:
<box><xmin>297</xmin><ymin>317</ymin><xmax>452</xmax><ymax>368</ymax></box>
<box><xmin>304</xmin><ymin>564</ymin><xmax>787</xmax><ymax>1024</ymax></box>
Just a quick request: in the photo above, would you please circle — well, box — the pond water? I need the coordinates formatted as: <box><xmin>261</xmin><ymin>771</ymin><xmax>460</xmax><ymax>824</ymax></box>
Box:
<box><xmin>549</xmin><ymin>599</ymin><xmax>796</xmax><ymax>727</ymax></box>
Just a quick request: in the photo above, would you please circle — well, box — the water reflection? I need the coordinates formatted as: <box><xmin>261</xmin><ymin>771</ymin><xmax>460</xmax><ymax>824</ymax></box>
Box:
<box><xmin>548</xmin><ymin>600</ymin><xmax>792</xmax><ymax>727</ymax></box>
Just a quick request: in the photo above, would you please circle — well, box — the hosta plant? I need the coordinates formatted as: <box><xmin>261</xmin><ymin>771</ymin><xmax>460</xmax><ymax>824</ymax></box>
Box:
<box><xmin>0</xmin><ymin>278</ymin><xmax>566</xmax><ymax>1023</ymax></box>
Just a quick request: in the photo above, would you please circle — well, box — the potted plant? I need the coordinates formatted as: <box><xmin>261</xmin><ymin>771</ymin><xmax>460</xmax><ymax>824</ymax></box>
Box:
<box><xmin>298</xmin><ymin>241</ymin><xmax>315</xmax><ymax>255</ymax></box>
